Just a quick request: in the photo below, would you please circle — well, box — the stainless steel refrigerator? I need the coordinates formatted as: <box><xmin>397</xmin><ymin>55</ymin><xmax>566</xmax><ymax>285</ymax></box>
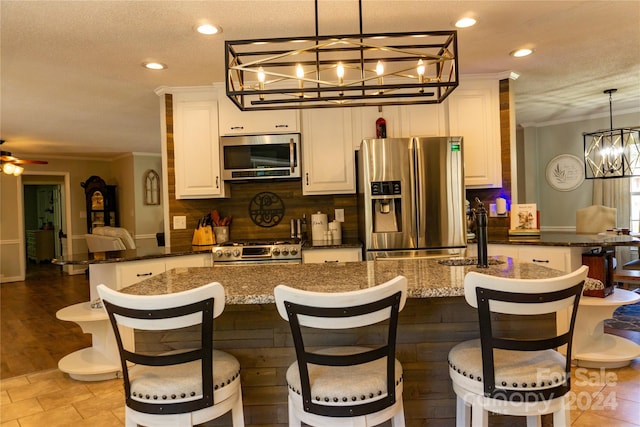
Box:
<box><xmin>357</xmin><ymin>137</ymin><xmax>466</xmax><ymax>260</ymax></box>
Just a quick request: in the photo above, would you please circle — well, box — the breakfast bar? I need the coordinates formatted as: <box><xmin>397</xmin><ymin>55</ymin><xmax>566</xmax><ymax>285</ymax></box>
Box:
<box><xmin>115</xmin><ymin>257</ymin><xmax>563</xmax><ymax>426</ymax></box>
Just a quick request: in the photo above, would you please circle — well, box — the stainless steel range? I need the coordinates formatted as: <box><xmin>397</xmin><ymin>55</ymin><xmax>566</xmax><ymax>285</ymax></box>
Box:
<box><xmin>212</xmin><ymin>240</ymin><xmax>302</xmax><ymax>265</ymax></box>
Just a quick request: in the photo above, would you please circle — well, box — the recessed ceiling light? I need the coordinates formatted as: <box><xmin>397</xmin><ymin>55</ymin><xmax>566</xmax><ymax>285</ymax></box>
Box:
<box><xmin>143</xmin><ymin>62</ymin><xmax>167</xmax><ymax>70</ymax></box>
<box><xmin>196</xmin><ymin>23</ymin><xmax>222</xmax><ymax>35</ymax></box>
<box><xmin>455</xmin><ymin>17</ymin><xmax>477</xmax><ymax>28</ymax></box>
<box><xmin>510</xmin><ymin>48</ymin><xmax>534</xmax><ymax>58</ymax></box>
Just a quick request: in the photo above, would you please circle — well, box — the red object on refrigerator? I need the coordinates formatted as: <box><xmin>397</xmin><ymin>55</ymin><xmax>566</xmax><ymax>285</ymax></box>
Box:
<box><xmin>376</xmin><ymin>117</ymin><xmax>387</xmax><ymax>138</ymax></box>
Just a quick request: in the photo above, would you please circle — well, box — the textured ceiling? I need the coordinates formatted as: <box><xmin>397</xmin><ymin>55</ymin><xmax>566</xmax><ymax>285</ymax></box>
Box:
<box><xmin>1</xmin><ymin>0</ymin><xmax>639</xmax><ymax>160</ymax></box>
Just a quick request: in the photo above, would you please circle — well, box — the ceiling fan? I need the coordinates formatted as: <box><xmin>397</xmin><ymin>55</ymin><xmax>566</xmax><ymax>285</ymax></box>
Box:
<box><xmin>0</xmin><ymin>139</ymin><xmax>48</xmax><ymax>176</ymax></box>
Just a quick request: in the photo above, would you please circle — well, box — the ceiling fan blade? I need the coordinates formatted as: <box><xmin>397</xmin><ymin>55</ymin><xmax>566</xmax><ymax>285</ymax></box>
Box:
<box><xmin>12</xmin><ymin>159</ymin><xmax>49</xmax><ymax>165</ymax></box>
<box><xmin>0</xmin><ymin>154</ymin><xmax>19</xmax><ymax>162</ymax></box>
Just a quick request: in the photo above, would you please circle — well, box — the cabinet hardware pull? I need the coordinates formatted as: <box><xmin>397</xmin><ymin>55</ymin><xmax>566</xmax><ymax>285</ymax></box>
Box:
<box><xmin>532</xmin><ymin>259</ymin><xmax>549</xmax><ymax>263</ymax></box>
<box><xmin>305</xmin><ymin>172</ymin><xmax>309</xmax><ymax>185</ymax></box>
<box><xmin>276</xmin><ymin>124</ymin><xmax>288</xmax><ymax>128</ymax></box>
<box><xmin>324</xmin><ymin>260</ymin><xmax>339</xmax><ymax>263</ymax></box>
<box><xmin>230</xmin><ymin>126</ymin><xmax>244</xmax><ymax>130</ymax></box>
<box><xmin>290</xmin><ymin>138</ymin><xmax>295</xmax><ymax>173</ymax></box>
<box><xmin>216</xmin><ymin>176</ymin><xmax>219</xmax><ymax>188</ymax></box>
<box><xmin>137</xmin><ymin>272</ymin><xmax>153</xmax><ymax>277</ymax></box>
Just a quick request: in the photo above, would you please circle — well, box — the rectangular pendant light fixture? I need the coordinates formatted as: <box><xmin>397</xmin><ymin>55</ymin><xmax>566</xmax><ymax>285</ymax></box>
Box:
<box><xmin>224</xmin><ymin>1</ymin><xmax>458</xmax><ymax>110</ymax></box>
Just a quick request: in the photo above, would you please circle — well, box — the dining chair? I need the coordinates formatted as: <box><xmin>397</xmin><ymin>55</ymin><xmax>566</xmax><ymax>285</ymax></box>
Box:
<box><xmin>448</xmin><ymin>266</ymin><xmax>588</xmax><ymax>427</ymax></box>
<box><xmin>274</xmin><ymin>275</ymin><xmax>408</xmax><ymax>427</ymax></box>
<box><xmin>97</xmin><ymin>282</ymin><xmax>244</xmax><ymax>427</ymax></box>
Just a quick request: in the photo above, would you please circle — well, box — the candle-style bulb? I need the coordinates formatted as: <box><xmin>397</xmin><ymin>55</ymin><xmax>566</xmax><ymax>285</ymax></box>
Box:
<box><xmin>417</xmin><ymin>59</ymin><xmax>426</xmax><ymax>92</ymax></box>
<box><xmin>336</xmin><ymin>62</ymin><xmax>345</xmax><ymax>96</ymax></box>
<box><xmin>296</xmin><ymin>64</ymin><xmax>304</xmax><ymax>96</ymax></box>
<box><xmin>257</xmin><ymin>67</ymin><xmax>265</xmax><ymax>100</ymax></box>
<box><xmin>376</xmin><ymin>60</ymin><xmax>384</xmax><ymax>93</ymax></box>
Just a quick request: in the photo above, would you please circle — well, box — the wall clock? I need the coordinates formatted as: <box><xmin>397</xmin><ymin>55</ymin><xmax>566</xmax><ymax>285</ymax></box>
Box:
<box><xmin>545</xmin><ymin>154</ymin><xmax>585</xmax><ymax>191</ymax></box>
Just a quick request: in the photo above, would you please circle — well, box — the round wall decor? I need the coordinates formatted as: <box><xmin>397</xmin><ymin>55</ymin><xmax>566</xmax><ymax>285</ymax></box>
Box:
<box><xmin>545</xmin><ymin>154</ymin><xmax>585</xmax><ymax>191</ymax></box>
<box><xmin>248</xmin><ymin>192</ymin><xmax>285</xmax><ymax>227</ymax></box>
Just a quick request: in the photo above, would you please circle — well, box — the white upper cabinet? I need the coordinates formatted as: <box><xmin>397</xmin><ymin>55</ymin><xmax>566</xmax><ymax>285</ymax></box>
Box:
<box><xmin>352</xmin><ymin>103</ymin><xmax>446</xmax><ymax>150</ymax></box>
<box><xmin>448</xmin><ymin>78</ymin><xmax>502</xmax><ymax>188</ymax></box>
<box><xmin>216</xmin><ymin>85</ymin><xmax>300</xmax><ymax>135</ymax></box>
<box><xmin>169</xmin><ymin>87</ymin><xmax>227</xmax><ymax>199</ymax></box>
<box><xmin>396</xmin><ymin>104</ymin><xmax>447</xmax><ymax>137</ymax></box>
<box><xmin>301</xmin><ymin>109</ymin><xmax>356</xmax><ymax>195</ymax></box>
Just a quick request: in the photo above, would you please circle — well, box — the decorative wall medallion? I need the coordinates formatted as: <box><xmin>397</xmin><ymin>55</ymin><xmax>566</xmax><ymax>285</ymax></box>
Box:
<box><xmin>248</xmin><ymin>192</ymin><xmax>285</xmax><ymax>227</ymax></box>
<box><xmin>545</xmin><ymin>154</ymin><xmax>585</xmax><ymax>191</ymax></box>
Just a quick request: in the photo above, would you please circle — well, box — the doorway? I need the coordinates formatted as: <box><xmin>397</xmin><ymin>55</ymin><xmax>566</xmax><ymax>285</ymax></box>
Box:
<box><xmin>21</xmin><ymin>173</ymin><xmax>72</xmax><ymax>275</ymax></box>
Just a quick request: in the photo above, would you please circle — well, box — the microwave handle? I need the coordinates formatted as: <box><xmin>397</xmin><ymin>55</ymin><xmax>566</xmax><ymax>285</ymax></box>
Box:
<box><xmin>290</xmin><ymin>138</ymin><xmax>295</xmax><ymax>173</ymax></box>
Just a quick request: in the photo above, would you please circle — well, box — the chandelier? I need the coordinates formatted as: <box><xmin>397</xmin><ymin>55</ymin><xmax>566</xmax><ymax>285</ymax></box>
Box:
<box><xmin>225</xmin><ymin>0</ymin><xmax>458</xmax><ymax>110</ymax></box>
<box><xmin>584</xmin><ymin>89</ymin><xmax>640</xmax><ymax>179</ymax></box>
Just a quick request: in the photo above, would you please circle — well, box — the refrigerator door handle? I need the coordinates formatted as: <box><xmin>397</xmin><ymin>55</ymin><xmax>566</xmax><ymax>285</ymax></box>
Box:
<box><xmin>413</xmin><ymin>138</ymin><xmax>425</xmax><ymax>248</ymax></box>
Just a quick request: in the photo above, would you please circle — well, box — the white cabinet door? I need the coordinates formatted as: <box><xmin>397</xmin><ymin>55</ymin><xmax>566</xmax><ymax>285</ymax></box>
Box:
<box><xmin>117</xmin><ymin>259</ymin><xmax>166</xmax><ymax>289</ymax></box>
<box><xmin>165</xmin><ymin>253</ymin><xmax>212</xmax><ymax>269</ymax></box>
<box><xmin>302</xmin><ymin>248</ymin><xmax>362</xmax><ymax>264</ymax></box>
<box><xmin>172</xmin><ymin>87</ymin><xmax>227</xmax><ymax>199</ymax></box>
<box><xmin>517</xmin><ymin>246</ymin><xmax>583</xmax><ymax>273</ymax></box>
<box><xmin>448</xmin><ymin>79</ymin><xmax>502</xmax><ymax>188</ymax></box>
<box><xmin>397</xmin><ymin>104</ymin><xmax>447</xmax><ymax>137</ymax></box>
<box><xmin>352</xmin><ymin>106</ymin><xmax>401</xmax><ymax>149</ymax></box>
<box><xmin>301</xmin><ymin>109</ymin><xmax>356</xmax><ymax>195</ymax></box>
<box><xmin>217</xmin><ymin>90</ymin><xmax>299</xmax><ymax>135</ymax></box>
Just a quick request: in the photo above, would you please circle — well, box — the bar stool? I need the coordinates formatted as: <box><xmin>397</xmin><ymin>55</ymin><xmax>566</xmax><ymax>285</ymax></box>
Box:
<box><xmin>97</xmin><ymin>282</ymin><xmax>245</xmax><ymax>427</ymax></box>
<box><xmin>448</xmin><ymin>266</ymin><xmax>588</xmax><ymax>427</ymax></box>
<box><xmin>274</xmin><ymin>275</ymin><xmax>407</xmax><ymax>427</ymax></box>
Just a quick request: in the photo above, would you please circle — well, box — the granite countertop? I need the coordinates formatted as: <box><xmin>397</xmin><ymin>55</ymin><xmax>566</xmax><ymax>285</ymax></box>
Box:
<box><xmin>52</xmin><ymin>245</ymin><xmax>213</xmax><ymax>265</ymax></box>
<box><xmin>486</xmin><ymin>231</ymin><xmax>640</xmax><ymax>247</ymax></box>
<box><xmin>53</xmin><ymin>240</ymin><xmax>363</xmax><ymax>265</ymax></box>
<box><xmin>121</xmin><ymin>256</ymin><xmax>564</xmax><ymax>304</ymax></box>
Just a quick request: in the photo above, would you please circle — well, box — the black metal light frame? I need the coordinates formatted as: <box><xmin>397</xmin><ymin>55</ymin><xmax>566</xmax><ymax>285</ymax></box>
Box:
<box><xmin>584</xmin><ymin>89</ymin><xmax>640</xmax><ymax>179</ymax></box>
<box><xmin>225</xmin><ymin>0</ymin><xmax>458</xmax><ymax>110</ymax></box>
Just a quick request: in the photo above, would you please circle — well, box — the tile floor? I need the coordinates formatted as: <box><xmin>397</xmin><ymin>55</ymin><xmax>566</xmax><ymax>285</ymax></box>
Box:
<box><xmin>1</xmin><ymin>361</ymin><xmax>638</xmax><ymax>427</ymax></box>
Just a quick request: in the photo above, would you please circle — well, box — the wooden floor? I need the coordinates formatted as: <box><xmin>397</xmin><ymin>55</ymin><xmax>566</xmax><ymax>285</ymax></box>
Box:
<box><xmin>1</xmin><ymin>262</ymin><xmax>91</xmax><ymax>379</ymax></box>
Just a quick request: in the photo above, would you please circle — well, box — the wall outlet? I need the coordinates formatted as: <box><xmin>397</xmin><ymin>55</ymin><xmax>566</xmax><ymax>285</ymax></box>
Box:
<box><xmin>335</xmin><ymin>208</ymin><xmax>345</xmax><ymax>222</ymax></box>
<box><xmin>173</xmin><ymin>215</ymin><xmax>187</xmax><ymax>230</ymax></box>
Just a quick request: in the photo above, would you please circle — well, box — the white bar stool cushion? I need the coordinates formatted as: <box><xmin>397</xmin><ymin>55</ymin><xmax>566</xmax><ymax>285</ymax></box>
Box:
<box><xmin>448</xmin><ymin>339</ymin><xmax>567</xmax><ymax>395</ymax></box>
<box><xmin>130</xmin><ymin>349</ymin><xmax>240</xmax><ymax>405</ymax></box>
<box><xmin>286</xmin><ymin>346</ymin><xmax>402</xmax><ymax>406</ymax></box>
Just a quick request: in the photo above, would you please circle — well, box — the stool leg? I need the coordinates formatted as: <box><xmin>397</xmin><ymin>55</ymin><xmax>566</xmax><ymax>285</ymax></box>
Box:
<box><xmin>471</xmin><ymin>400</ymin><xmax>487</xmax><ymax>427</ymax></box>
<box><xmin>526</xmin><ymin>415</ymin><xmax>542</xmax><ymax>427</ymax></box>
<box><xmin>456</xmin><ymin>396</ymin><xmax>471</xmax><ymax>427</ymax></box>
<box><xmin>231</xmin><ymin>387</ymin><xmax>245</xmax><ymax>427</ymax></box>
<box><xmin>288</xmin><ymin>395</ymin><xmax>302</xmax><ymax>427</ymax></box>
<box><xmin>552</xmin><ymin>401</ymin><xmax>570</xmax><ymax>427</ymax></box>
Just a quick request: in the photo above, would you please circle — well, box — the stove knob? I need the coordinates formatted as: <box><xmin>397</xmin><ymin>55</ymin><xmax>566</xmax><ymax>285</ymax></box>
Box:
<box><xmin>290</xmin><ymin>247</ymin><xmax>298</xmax><ymax>256</ymax></box>
<box><xmin>272</xmin><ymin>248</ymin><xmax>280</xmax><ymax>256</ymax></box>
<box><xmin>214</xmin><ymin>250</ymin><xmax>223</xmax><ymax>258</ymax></box>
<box><xmin>224</xmin><ymin>249</ymin><xmax>232</xmax><ymax>257</ymax></box>
<box><xmin>282</xmin><ymin>248</ymin><xmax>289</xmax><ymax>256</ymax></box>
<box><xmin>232</xmin><ymin>249</ymin><xmax>241</xmax><ymax>258</ymax></box>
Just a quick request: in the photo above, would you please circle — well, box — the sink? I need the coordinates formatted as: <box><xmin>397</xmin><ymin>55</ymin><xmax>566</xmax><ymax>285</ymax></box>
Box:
<box><xmin>438</xmin><ymin>258</ymin><xmax>505</xmax><ymax>266</ymax></box>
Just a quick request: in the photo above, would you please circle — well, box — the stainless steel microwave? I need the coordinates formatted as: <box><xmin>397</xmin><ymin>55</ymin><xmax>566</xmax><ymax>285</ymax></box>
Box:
<box><xmin>221</xmin><ymin>133</ymin><xmax>301</xmax><ymax>181</ymax></box>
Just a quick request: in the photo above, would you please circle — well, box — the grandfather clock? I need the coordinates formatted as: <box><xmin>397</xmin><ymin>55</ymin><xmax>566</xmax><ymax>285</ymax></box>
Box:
<box><xmin>81</xmin><ymin>176</ymin><xmax>118</xmax><ymax>233</ymax></box>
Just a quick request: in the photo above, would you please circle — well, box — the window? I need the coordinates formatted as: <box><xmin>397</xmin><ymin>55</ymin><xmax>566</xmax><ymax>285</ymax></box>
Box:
<box><xmin>631</xmin><ymin>177</ymin><xmax>640</xmax><ymax>232</ymax></box>
<box><xmin>144</xmin><ymin>170</ymin><xmax>160</xmax><ymax>205</ymax></box>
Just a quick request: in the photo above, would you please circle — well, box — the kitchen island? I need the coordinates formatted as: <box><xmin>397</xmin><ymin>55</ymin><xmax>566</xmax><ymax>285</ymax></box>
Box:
<box><xmin>116</xmin><ymin>257</ymin><xmax>564</xmax><ymax>426</ymax></box>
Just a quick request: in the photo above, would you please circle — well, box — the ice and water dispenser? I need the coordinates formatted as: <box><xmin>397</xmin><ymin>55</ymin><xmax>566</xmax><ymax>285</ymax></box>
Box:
<box><xmin>370</xmin><ymin>181</ymin><xmax>402</xmax><ymax>233</ymax></box>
